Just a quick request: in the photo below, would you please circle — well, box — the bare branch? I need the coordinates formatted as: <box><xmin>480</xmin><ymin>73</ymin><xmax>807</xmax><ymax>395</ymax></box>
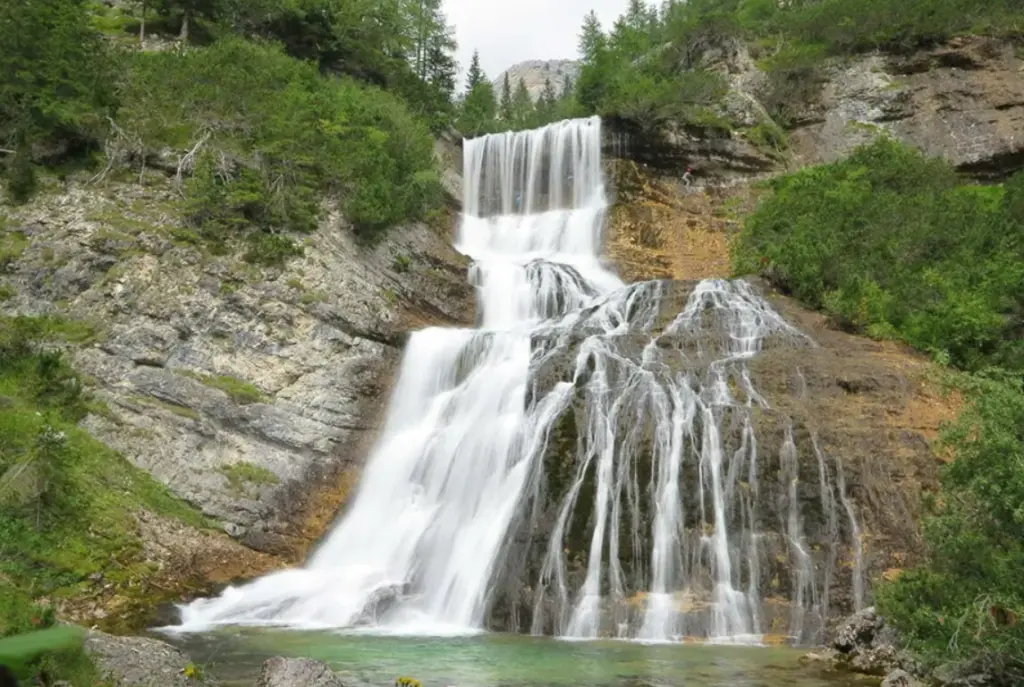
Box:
<box><xmin>175</xmin><ymin>131</ymin><xmax>211</xmax><ymax>187</ymax></box>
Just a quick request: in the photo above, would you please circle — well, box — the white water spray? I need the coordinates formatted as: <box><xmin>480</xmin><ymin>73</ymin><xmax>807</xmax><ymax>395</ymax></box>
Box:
<box><xmin>172</xmin><ymin>117</ymin><xmax>864</xmax><ymax>644</ymax></box>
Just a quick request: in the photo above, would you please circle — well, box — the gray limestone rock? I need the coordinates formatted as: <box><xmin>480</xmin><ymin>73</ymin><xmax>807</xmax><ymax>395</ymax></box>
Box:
<box><xmin>256</xmin><ymin>657</ymin><xmax>344</xmax><ymax>687</ymax></box>
<box><xmin>84</xmin><ymin>630</ymin><xmax>215</xmax><ymax>686</ymax></box>
<box><xmin>883</xmin><ymin>669</ymin><xmax>924</xmax><ymax>687</ymax></box>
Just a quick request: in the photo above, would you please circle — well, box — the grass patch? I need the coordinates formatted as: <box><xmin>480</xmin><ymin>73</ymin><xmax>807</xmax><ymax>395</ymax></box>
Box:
<box><xmin>0</xmin><ymin>229</ymin><xmax>30</xmax><ymax>272</ymax></box>
<box><xmin>132</xmin><ymin>395</ymin><xmax>202</xmax><ymax>421</ymax></box>
<box><xmin>0</xmin><ymin>315</ymin><xmax>209</xmax><ymax>681</ymax></box>
<box><xmin>179</xmin><ymin>370</ymin><xmax>267</xmax><ymax>405</ymax></box>
<box><xmin>299</xmin><ymin>290</ymin><xmax>328</xmax><ymax>306</ymax></box>
<box><xmin>219</xmin><ymin>462</ymin><xmax>280</xmax><ymax>496</ymax></box>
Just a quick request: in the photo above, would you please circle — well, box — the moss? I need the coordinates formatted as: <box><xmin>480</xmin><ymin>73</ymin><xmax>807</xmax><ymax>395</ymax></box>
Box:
<box><xmin>0</xmin><ymin>283</ymin><xmax>16</xmax><ymax>301</ymax></box>
<box><xmin>179</xmin><ymin>370</ymin><xmax>267</xmax><ymax>405</ymax></box>
<box><xmin>300</xmin><ymin>290</ymin><xmax>328</xmax><ymax>305</ymax></box>
<box><xmin>219</xmin><ymin>462</ymin><xmax>280</xmax><ymax>495</ymax></box>
<box><xmin>285</xmin><ymin>277</ymin><xmax>305</xmax><ymax>291</ymax></box>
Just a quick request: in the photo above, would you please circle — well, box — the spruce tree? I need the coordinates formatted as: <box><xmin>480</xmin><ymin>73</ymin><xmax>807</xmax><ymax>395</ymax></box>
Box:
<box><xmin>499</xmin><ymin>72</ymin><xmax>513</xmax><ymax>124</ymax></box>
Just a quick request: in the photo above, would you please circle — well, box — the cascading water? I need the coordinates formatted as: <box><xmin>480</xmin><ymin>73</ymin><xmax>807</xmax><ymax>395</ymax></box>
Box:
<box><xmin>173</xmin><ymin>117</ymin><xmax>865</xmax><ymax>645</ymax></box>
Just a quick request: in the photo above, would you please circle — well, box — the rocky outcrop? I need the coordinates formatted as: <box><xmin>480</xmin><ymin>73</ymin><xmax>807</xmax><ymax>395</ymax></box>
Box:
<box><xmin>819</xmin><ymin>608</ymin><xmax>998</xmax><ymax>687</ymax></box>
<box><xmin>494</xmin><ymin>59</ymin><xmax>579</xmax><ymax>100</ymax></box>
<box><xmin>85</xmin><ymin>630</ymin><xmax>215</xmax><ymax>686</ymax></box>
<box><xmin>787</xmin><ymin>37</ymin><xmax>1024</xmax><ymax>179</ymax></box>
<box><xmin>604</xmin><ymin>158</ymin><xmax>759</xmax><ymax>282</ymax></box>
<box><xmin>612</xmin><ymin>36</ymin><xmax>1023</xmax><ymax>182</ymax></box>
<box><xmin>256</xmin><ymin>657</ymin><xmax>344</xmax><ymax>687</ymax></box>
<box><xmin>0</xmin><ymin>173</ymin><xmax>474</xmax><ymax>620</ymax></box>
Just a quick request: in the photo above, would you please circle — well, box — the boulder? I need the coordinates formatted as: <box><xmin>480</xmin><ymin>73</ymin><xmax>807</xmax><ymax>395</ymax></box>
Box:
<box><xmin>84</xmin><ymin>630</ymin><xmax>215</xmax><ymax>686</ymax></box>
<box><xmin>883</xmin><ymin>669</ymin><xmax>924</xmax><ymax>687</ymax></box>
<box><xmin>256</xmin><ymin>657</ymin><xmax>344</xmax><ymax>687</ymax></box>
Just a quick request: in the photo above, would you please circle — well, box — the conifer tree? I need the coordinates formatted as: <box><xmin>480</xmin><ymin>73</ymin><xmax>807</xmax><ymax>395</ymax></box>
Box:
<box><xmin>499</xmin><ymin>72</ymin><xmax>513</xmax><ymax>124</ymax></box>
<box><xmin>457</xmin><ymin>50</ymin><xmax>497</xmax><ymax>136</ymax></box>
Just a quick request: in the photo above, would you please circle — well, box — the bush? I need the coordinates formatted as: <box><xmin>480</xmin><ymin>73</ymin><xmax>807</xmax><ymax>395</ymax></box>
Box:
<box><xmin>734</xmin><ymin>138</ymin><xmax>1024</xmax><ymax>372</ymax></box>
<box><xmin>876</xmin><ymin>373</ymin><xmax>1024</xmax><ymax>683</ymax></box>
<box><xmin>116</xmin><ymin>37</ymin><xmax>442</xmax><ymax>243</ymax></box>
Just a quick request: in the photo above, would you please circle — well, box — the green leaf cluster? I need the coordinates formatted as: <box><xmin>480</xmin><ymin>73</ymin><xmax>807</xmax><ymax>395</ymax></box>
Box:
<box><xmin>735</xmin><ymin>137</ymin><xmax>1024</xmax><ymax>373</ymax></box>
<box><xmin>0</xmin><ymin>0</ymin><xmax>115</xmax><ymax>201</ymax></box>
<box><xmin>875</xmin><ymin>373</ymin><xmax>1024</xmax><ymax>683</ymax></box>
<box><xmin>573</xmin><ymin>2</ymin><xmax>730</xmax><ymax>134</ymax></box>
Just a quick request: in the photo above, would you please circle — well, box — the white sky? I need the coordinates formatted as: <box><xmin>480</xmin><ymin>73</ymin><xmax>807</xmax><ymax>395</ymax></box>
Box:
<box><xmin>445</xmin><ymin>0</ymin><xmax>632</xmax><ymax>82</ymax></box>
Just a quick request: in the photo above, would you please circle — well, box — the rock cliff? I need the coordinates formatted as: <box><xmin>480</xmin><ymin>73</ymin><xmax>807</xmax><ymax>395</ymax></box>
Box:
<box><xmin>606</xmin><ymin>36</ymin><xmax>1023</xmax><ymax>183</ymax></box>
<box><xmin>0</xmin><ymin>171</ymin><xmax>473</xmax><ymax>624</ymax></box>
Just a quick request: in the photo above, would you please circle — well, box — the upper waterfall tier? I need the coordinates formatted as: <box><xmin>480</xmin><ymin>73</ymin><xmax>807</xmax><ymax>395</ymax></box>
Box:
<box><xmin>462</xmin><ymin>116</ymin><xmax>604</xmax><ymax>219</ymax></box>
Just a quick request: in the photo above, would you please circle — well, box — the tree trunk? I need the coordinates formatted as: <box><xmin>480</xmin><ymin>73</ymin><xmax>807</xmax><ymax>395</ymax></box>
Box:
<box><xmin>179</xmin><ymin>9</ymin><xmax>190</xmax><ymax>41</ymax></box>
<box><xmin>139</xmin><ymin>0</ymin><xmax>147</xmax><ymax>43</ymax></box>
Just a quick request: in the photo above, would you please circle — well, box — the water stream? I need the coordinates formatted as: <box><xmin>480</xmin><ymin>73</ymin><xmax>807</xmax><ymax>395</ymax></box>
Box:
<box><xmin>172</xmin><ymin>117</ymin><xmax>864</xmax><ymax>647</ymax></box>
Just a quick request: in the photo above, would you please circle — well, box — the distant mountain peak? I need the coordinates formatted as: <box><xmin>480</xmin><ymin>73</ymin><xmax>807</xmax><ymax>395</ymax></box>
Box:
<box><xmin>493</xmin><ymin>59</ymin><xmax>580</xmax><ymax>101</ymax></box>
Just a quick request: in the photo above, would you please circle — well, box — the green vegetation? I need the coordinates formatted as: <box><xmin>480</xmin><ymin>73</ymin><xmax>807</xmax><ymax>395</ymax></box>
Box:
<box><xmin>0</xmin><ymin>626</ymin><xmax>100</xmax><ymax>687</ymax></box>
<box><xmin>179</xmin><ymin>369</ymin><xmax>268</xmax><ymax>405</ymax></box>
<box><xmin>0</xmin><ymin>315</ymin><xmax>208</xmax><ymax>683</ymax></box>
<box><xmin>876</xmin><ymin>372</ymin><xmax>1024</xmax><ymax>683</ymax></box>
<box><xmin>569</xmin><ymin>0</ymin><xmax>1024</xmax><ymax>137</ymax></box>
<box><xmin>457</xmin><ymin>50</ymin><xmax>579</xmax><ymax>137</ymax></box>
<box><xmin>0</xmin><ymin>0</ymin><xmax>115</xmax><ymax>202</ymax></box>
<box><xmin>3</xmin><ymin>0</ymin><xmax>460</xmax><ymax>246</ymax></box>
<box><xmin>573</xmin><ymin>3</ymin><xmax>730</xmax><ymax>134</ymax></box>
<box><xmin>219</xmin><ymin>461</ymin><xmax>280</xmax><ymax>495</ymax></box>
<box><xmin>735</xmin><ymin>138</ymin><xmax>1023</xmax><ymax>373</ymax></box>
<box><xmin>735</xmin><ymin>139</ymin><xmax>1024</xmax><ymax>683</ymax></box>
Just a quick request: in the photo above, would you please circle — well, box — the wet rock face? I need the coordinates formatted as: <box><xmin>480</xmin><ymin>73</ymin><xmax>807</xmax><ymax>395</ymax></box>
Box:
<box><xmin>1</xmin><ymin>180</ymin><xmax>473</xmax><ymax>563</ymax></box>
<box><xmin>486</xmin><ymin>279</ymin><xmax>950</xmax><ymax>642</ymax></box>
<box><xmin>787</xmin><ymin>37</ymin><xmax>1024</xmax><ymax>179</ymax></box>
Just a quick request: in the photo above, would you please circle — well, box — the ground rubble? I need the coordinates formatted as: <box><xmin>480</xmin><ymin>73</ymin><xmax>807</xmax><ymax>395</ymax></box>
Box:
<box><xmin>805</xmin><ymin>607</ymin><xmax>998</xmax><ymax>687</ymax></box>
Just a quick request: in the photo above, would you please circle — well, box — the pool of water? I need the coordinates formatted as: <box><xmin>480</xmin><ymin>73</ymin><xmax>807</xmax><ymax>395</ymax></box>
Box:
<box><xmin>168</xmin><ymin>630</ymin><xmax>862</xmax><ymax>687</ymax></box>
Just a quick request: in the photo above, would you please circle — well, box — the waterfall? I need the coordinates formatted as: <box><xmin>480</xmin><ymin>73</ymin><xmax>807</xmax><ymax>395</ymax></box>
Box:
<box><xmin>172</xmin><ymin>117</ymin><xmax>864</xmax><ymax>644</ymax></box>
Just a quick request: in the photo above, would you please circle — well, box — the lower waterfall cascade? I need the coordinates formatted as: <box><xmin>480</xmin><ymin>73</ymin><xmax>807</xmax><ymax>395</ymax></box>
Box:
<box><xmin>174</xmin><ymin>116</ymin><xmax>865</xmax><ymax>644</ymax></box>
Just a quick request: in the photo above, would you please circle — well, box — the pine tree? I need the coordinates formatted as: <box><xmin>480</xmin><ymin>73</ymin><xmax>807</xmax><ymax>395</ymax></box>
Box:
<box><xmin>561</xmin><ymin>75</ymin><xmax>574</xmax><ymax>100</ymax></box>
<box><xmin>540</xmin><ymin>77</ymin><xmax>557</xmax><ymax>109</ymax></box>
<box><xmin>578</xmin><ymin>11</ymin><xmax>605</xmax><ymax>63</ymax></box>
<box><xmin>466</xmin><ymin>50</ymin><xmax>485</xmax><ymax>90</ymax></box>
<box><xmin>499</xmin><ymin>72</ymin><xmax>513</xmax><ymax>124</ymax></box>
<box><xmin>457</xmin><ymin>51</ymin><xmax>497</xmax><ymax>136</ymax></box>
<box><xmin>511</xmin><ymin>76</ymin><xmax>533</xmax><ymax>128</ymax></box>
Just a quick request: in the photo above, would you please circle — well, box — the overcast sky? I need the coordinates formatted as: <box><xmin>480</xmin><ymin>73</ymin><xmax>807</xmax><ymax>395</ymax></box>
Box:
<box><xmin>445</xmin><ymin>0</ymin><xmax>631</xmax><ymax>82</ymax></box>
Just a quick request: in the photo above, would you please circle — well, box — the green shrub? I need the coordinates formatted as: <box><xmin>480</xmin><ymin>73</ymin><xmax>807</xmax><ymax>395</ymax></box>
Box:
<box><xmin>877</xmin><ymin>373</ymin><xmax>1024</xmax><ymax>683</ymax></box>
<box><xmin>117</xmin><ymin>37</ymin><xmax>443</xmax><ymax>243</ymax></box>
<box><xmin>735</xmin><ymin>138</ymin><xmax>1024</xmax><ymax>372</ymax></box>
